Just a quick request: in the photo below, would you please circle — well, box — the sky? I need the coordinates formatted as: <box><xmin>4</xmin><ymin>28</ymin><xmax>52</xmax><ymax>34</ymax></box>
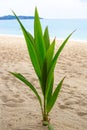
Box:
<box><xmin>0</xmin><ymin>0</ymin><xmax>87</xmax><ymax>18</ymax></box>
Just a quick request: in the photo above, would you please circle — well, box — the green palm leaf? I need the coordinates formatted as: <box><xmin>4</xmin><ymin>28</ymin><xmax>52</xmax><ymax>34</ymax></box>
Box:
<box><xmin>12</xmin><ymin>11</ymin><xmax>41</xmax><ymax>81</ymax></box>
<box><xmin>9</xmin><ymin>72</ymin><xmax>42</xmax><ymax>108</ymax></box>
<box><xmin>41</xmin><ymin>38</ymin><xmax>55</xmax><ymax>97</ymax></box>
<box><xmin>41</xmin><ymin>58</ymin><xmax>47</xmax><ymax>96</ymax></box>
<box><xmin>46</xmin><ymin>31</ymin><xmax>75</xmax><ymax>99</ymax></box>
<box><xmin>45</xmin><ymin>39</ymin><xmax>55</xmax><ymax>102</ymax></box>
<box><xmin>47</xmin><ymin>74</ymin><xmax>54</xmax><ymax>104</ymax></box>
<box><xmin>34</xmin><ymin>7</ymin><xmax>46</xmax><ymax>69</ymax></box>
<box><xmin>46</xmin><ymin>38</ymin><xmax>55</xmax><ymax>71</ymax></box>
<box><xmin>44</xmin><ymin>26</ymin><xmax>50</xmax><ymax>50</ymax></box>
<box><xmin>47</xmin><ymin>77</ymin><xmax>65</xmax><ymax>113</ymax></box>
<box><xmin>27</xmin><ymin>31</ymin><xmax>34</xmax><ymax>44</ymax></box>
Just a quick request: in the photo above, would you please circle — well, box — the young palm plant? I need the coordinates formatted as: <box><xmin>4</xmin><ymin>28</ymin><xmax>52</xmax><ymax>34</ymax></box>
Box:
<box><xmin>10</xmin><ymin>8</ymin><xmax>74</xmax><ymax>127</ymax></box>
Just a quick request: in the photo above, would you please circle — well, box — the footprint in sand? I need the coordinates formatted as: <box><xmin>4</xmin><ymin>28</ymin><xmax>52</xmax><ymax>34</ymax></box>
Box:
<box><xmin>59</xmin><ymin>104</ymin><xmax>68</xmax><ymax>109</ymax></box>
<box><xmin>0</xmin><ymin>95</ymin><xmax>25</xmax><ymax>107</ymax></box>
<box><xmin>58</xmin><ymin>98</ymin><xmax>79</xmax><ymax>110</ymax></box>
<box><xmin>77</xmin><ymin>111</ymin><xmax>87</xmax><ymax>117</ymax></box>
<box><xmin>0</xmin><ymin>95</ymin><xmax>8</xmax><ymax>103</ymax></box>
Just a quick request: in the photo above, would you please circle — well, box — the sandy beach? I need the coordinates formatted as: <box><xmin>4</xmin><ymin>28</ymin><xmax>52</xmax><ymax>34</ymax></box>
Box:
<box><xmin>0</xmin><ymin>35</ymin><xmax>87</xmax><ymax>130</ymax></box>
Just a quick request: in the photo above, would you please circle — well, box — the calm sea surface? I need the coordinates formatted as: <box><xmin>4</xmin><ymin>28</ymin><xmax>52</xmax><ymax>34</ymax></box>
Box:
<box><xmin>0</xmin><ymin>19</ymin><xmax>87</xmax><ymax>40</ymax></box>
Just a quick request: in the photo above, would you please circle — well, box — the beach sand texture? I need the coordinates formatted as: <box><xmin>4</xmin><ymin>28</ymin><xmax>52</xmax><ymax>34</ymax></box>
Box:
<box><xmin>0</xmin><ymin>36</ymin><xmax>87</xmax><ymax>130</ymax></box>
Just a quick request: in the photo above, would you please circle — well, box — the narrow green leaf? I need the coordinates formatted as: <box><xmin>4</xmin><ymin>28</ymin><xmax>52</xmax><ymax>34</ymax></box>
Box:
<box><xmin>45</xmin><ymin>39</ymin><xmax>55</xmax><ymax>101</ymax></box>
<box><xmin>42</xmin><ymin>38</ymin><xmax>55</xmax><ymax>97</ymax></box>
<box><xmin>44</xmin><ymin>26</ymin><xmax>50</xmax><ymax>50</ymax></box>
<box><xmin>34</xmin><ymin>7</ymin><xmax>46</xmax><ymax>69</ymax></box>
<box><xmin>46</xmin><ymin>31</ymin><xmax>75</xmax><ymax>98</ymax></box>
<box><xmin>12</xmin><ymin>11</ymin><xmax>41</xmax><ymax>80</ymax></box>
<box><xmin>41</xmin><ymin>39</ymin><xmax>55</xmax><ymax>97</ymax></box>
<box><xmin>47</xmin><ymin>74</ymin><xmax>54</xmax><ymax>104</ymax></box>
<box><xmin>46</xmin><ymin>38</ymin><xmax>55</xmax><ymax>71</ymax></box>
<box><xmin>41</xmin><ymin>59</ymin><xmax>47</xmax><ymax>96</ymax></box>
<box><xmin>47</xmin><ymin>77</ymin><xmax>65</xmax><ymax>113</ymax></box>
<box><xmin>27</xmin><ymin>31</ymin><xmax>34</xmax><ymax>44</ymax></box>
<box><xmin>9</xmin><ymin>72</ymin><xmax>42</xmax><ymax>108</ymax></box>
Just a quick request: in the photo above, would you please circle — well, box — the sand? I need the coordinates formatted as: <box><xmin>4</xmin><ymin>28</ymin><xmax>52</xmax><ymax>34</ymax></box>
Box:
<box><xmin>0</xmin><ymin>35</ymin><xmax>87</xmax><ymax>130</ymax></box>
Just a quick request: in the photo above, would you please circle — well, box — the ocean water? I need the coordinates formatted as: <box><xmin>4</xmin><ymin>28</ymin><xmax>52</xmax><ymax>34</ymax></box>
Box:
<box><xmin>0</xmin><ymin>19</ymin><xmax>87</xmax><ymax>40</ymax></box>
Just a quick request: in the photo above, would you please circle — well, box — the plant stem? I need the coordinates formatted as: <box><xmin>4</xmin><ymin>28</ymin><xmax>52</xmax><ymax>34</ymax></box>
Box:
<box><xmin>42</xmin><ymin>96</ymin><xmax>49</xmax><ymax>126</ymax></box>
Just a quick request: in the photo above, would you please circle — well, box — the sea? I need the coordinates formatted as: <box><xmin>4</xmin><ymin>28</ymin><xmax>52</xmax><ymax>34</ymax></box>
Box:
<box><xmin>0</xmin><ymin>19</ymin><xmax>87</xmax><ymax>41</ymax></box>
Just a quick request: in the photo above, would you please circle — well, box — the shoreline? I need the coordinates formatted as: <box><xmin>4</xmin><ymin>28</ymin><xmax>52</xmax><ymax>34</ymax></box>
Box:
<box><xmin>0</xmin><ymin>34</ymin><xmax>87</xmax><ymax>43</ymax></box>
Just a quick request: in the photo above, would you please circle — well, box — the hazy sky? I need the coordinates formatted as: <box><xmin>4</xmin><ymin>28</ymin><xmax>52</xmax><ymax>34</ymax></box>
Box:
<box><xmin>0</xmin><ymin>0</ymin><xmax>87</xmax><ymax>18</ymax></box>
